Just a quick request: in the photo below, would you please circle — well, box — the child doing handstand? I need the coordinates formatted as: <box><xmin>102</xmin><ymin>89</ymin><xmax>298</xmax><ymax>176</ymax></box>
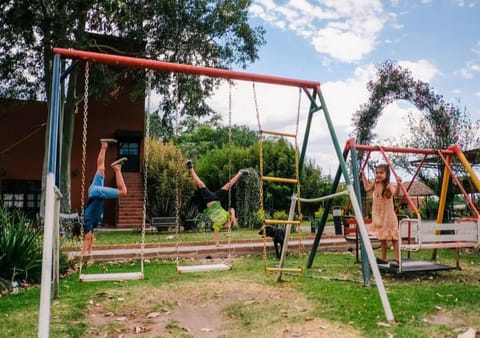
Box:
<box><xmin>81</xmin><ymin>139</ymin><xmax>128</xmax><ymax>260</ymax></box>
<box><xmin>187</xmin><ymin>160</ymin><xmax>248</xmax><ymax>247</ymax></box>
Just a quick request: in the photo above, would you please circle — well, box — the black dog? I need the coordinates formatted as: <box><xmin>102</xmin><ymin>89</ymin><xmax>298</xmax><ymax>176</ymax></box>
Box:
<box><xmin>71</xmin><ymin>222</ymin><xmax>82</xmax><ymax>240</ymax></box>
<box><xmin>258</xmin><ymin>226</ymin><xmax>285</xmax><ymax>259</ymax></box>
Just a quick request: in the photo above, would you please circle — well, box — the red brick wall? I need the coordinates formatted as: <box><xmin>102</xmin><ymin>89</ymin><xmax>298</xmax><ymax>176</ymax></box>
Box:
<box><xmin>0</xmin><ymin>83</ymin><xmax>144</xmax><ymax>226</ymax></box>
<box><xmin>0</xmin><ymin>100</ymin><xmax>47</xmax><ymax>180</ymax></box>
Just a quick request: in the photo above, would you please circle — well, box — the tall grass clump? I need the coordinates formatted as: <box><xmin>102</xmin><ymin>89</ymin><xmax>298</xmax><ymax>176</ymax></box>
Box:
<box><xmin>0</xmin><ymin>207</ymin><xmax>42</xmax><ymax>294</ymax></box>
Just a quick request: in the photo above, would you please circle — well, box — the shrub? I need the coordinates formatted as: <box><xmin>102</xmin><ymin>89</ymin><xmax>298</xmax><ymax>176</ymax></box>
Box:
<box><xmin>314</xmin><ymin>207</ymin><xmax>334</xmax><ymax>223</ymax></box>
<box><xmin>273</xmin><ymin>210</ymin><xmax>288</xmax><ymax>220</ymax></box>
<box><xmin>0</xmin><ymin>207</ymin><xmax>42</xmax><ymax>293</ymax></box>
<box><xmin>146</xmin><ymin>139</ymin><xmax>195</xmax><ymax>219</ymax></box>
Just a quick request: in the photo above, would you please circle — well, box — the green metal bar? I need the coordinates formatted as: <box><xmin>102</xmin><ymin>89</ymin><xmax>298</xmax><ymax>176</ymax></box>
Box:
<box><xmin>350</xmin><ymin>146</ymin><xmax>371</xmax><ymax>286</ymax></box>
<box><xmin>298</xmin><ymin>88</ymin><xmax>321</xmax><ymax>179</ymax></box>
<box><xmin>317</xmin><ymin>91</ymin><xmax>395</xmax><ymax>322</ymax></box>
<box><xmin>306</xmin><ymin>145</ymin><xmax>350</xmax><ymax>268</ymax></box>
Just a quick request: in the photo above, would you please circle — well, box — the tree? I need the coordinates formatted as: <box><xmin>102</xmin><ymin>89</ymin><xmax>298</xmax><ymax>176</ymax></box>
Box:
<box><xmin>175</xmin><ymin>123</ymin><xmax>329</xmax><ymax>225</ymax></box>
<box><xmin>178</xmin><ymin>122</ymin><xmax>258</xmax><ymax>159</ymax></box>
<box><xmin>0</xmin><ymin>0</ymin><xmax>265</xmax><ymax>213</ymax></box>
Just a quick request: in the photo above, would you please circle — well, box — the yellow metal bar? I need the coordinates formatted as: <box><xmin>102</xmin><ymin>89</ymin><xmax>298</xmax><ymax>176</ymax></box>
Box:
<box><xmin>262</xmin><ymin>176</ymin><xmax>298</xmax><ymax>184</ymax></box>
<box><xmin>451</xmin><ymin>145</ymin><xmax>480</xmax><ymax>192</ymax></box>
<box><xmin>260</xmin><ymin>129</ymin><xmax>296</xmax><ymax>138</ymax></box>
<box><xmin>264</xmin><ymin>219</ymin><xmax>301</xmax><ymax>225</ymax></box>
<box><xmin>437</xmin><ymin>151</ymin><xmax>452</xmax><ymax>223</ymax></box>
<box><xmin>265</xmin><ymin>267</ymin><xmax>303</xmax><ymax>274</ymax></box>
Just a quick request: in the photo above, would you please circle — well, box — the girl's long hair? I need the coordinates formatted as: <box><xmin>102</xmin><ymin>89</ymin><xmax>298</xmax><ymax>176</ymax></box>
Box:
<box><xmin>376</xmin><ymin>164</ymin><xmax>392</xmax><ymax>199</ymax></box>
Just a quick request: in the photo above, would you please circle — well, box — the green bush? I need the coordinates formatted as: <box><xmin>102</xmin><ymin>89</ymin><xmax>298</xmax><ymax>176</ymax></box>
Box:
<box><xmin>273</xmin><ymin>210</ymin><xmax>288</xmax><ymax>220</ymax></box>
<box><xmin>314</xmin><ymin>207</ymin><xmax>334</xmax><ymax>223</ymax></box>
<box><xmin>146</xmin><ymin>139</ymin><xmax>195</xmax><ymax>219</ymax></box>
<box><xmin>0</xmin><ymin>207</ymin><xmax>42</xmax><ymax>293</ymax></box>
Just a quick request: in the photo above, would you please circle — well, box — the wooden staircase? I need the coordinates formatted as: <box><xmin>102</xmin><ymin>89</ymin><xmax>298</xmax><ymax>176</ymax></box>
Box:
<box><xmin>116</xmin><ymin>172</ymin><xmax>145</xmax><ymax>229</ymax></box>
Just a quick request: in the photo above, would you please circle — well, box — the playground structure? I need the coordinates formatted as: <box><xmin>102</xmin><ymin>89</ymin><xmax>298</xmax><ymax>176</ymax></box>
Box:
<box><xmin>307</xmin><ymin>139</ymin><xmax>480</xmax><ymax>278</ymax></box>
<box><xmin>39</xmin><ymin>48</ymin><xmax>395</xmax><ymax>337</ymax></box>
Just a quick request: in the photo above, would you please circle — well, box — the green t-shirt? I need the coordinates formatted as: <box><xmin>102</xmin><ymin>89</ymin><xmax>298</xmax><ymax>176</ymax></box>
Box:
<box><xmin>204</xmin><ymin>201</ymin><xmax>230</xmax><ymax>230</ymax></box>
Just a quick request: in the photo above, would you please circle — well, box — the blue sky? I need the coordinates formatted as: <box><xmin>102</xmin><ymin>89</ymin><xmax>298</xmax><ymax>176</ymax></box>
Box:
<box><xmin>206</xmin><ymin>0</ymin><xmax>480</xmax><ymax>175</ymax></box>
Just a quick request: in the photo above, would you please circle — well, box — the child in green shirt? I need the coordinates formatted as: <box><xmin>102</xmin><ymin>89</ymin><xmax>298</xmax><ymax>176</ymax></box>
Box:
<box><xmin>187</xmin><ymin>160</ymin><xmax>248</xmax><ymax>247</ymax></box>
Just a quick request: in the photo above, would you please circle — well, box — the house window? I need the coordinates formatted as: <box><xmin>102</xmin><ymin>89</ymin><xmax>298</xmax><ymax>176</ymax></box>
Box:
<box><xmin>1</xmin><ymin>180</ymin><xmax>41</xmax><ymax>218</ymax></box>
<box><xmin>118</xmin><ymin>141</ymin><xmax>140</xmax><ymax>172</ymax></box>
<box><xmin>119</xmin><ymin>142</ymin><xmax>139</xmax><ymax>157</ymax></box>
<box><xmin>3</xmin><ymin>193</ymin><xmax>24</xmax><ymax>208</ymax></box>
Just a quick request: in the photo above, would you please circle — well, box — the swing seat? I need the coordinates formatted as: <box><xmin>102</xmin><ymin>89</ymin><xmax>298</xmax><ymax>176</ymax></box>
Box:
<box><xmin>176</xmin><ymin>263</ymin><xmax>231</xmax><ymax>273</ymax></box>
<box><xmin>265</xmin><ymin>267</ymin><xmax>303</xmax><ymax>274</ymax></box>
<box><xmin>79</xmin><ymin>271</ymin><xmax>144</xmax><ymax>282</ymax></box>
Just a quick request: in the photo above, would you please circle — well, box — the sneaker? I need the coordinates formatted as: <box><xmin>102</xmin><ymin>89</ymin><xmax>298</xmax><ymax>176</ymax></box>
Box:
<box><xmin>239</xmin><ymin>169</ymin><xmax>249</xmax><ymax>176</ymax></box>
<box><xmin>111</xmin><ymin>157</ymin><xmax>128</xmax><ymax>167</ymax></box>
<box><xmin>376</xmin><ymin>257</ymin><xmax>388</xmax><ymax>265</ymax></box>
<box><xmin>186</xmin><ymin>160</ymin><xmax>193</xmax><ymax>170</ymax></box>
<box><xmin>389</xmin><ymin>260</ymin><xmax>399</xmax><ymax>268</ymax></box>
<box><xmin>100</xmin><ymin>138</ymin><xmax>117</xmax><ymax>144</ymax></box>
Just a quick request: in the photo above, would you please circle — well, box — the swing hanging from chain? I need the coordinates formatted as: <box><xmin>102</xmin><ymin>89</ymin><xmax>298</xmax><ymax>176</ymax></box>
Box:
<box><xmin>175</xmin><ymin>77</ymin><xmax>233</xmax><ymax>273</ymax></box>
<box><xmin>78</xmin><ymin>64</ymin><xmax>147</xmax><ymax>282</ymax></box>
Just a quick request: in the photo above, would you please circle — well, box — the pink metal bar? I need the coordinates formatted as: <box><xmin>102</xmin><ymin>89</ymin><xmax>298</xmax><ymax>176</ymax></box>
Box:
<box><xmin>53</xmin><ymin>48</ymin><xmax>321</xmax><ymax>91</ymax></box>
<box><xmin>377</xmin><ymin>146</ymin><xmax>421</xmax><ymax>218</ymax></box>
<box><xmin>354</xmin><ymin>143</ymin><xmax>456</xmax><ymax>156</ymax></box>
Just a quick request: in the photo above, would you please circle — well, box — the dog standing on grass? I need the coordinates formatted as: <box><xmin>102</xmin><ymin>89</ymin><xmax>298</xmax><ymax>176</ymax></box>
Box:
<box><xmin>259</xmin><ymin>225</ymin><xmax>285</xmax><ymax>259</ymax></box>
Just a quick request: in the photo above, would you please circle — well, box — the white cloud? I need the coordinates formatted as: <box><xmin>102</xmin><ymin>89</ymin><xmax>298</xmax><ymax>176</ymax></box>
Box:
<box><xmin>207</xmin><ymin>59</ymin><xmax>434</xmax><ymax>174</ymax></box>
<box><xmin>251</xmin><ymin>0</ymin><xmax>389</xmax><ymax>63</ymax></box>
<box><xmin>398</xmin><ymin>59</ymin><xmax>439</xmax><ymax>82</ymax></box>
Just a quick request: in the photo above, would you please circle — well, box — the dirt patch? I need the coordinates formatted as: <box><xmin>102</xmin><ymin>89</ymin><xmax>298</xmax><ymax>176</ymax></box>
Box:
<box><xmin>85</xmin><ymin>277</ymin><xmax>362</xmax><ymax>337</ymax></box>
<box><xmin>423</xmin><ymin>308</ymin><xmax>479</xmax><ymax>335</ymax></box>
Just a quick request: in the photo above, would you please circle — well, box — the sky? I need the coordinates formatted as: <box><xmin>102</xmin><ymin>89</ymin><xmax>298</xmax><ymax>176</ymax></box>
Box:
<box><xmin>205</xmin><ymin>0</ymin><xmax>480</xmax><ymax>177</ymax></box>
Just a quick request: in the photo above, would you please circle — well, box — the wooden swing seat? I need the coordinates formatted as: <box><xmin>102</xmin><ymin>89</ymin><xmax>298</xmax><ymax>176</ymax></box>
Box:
<box><xmin>265</xmin><ymin>267</ymin><xmax>303</xmax><ymax>274</ymax></box>
<box><xmin>79</xmin><ymin>272</ymin><xmax>144</xmax><ymax>282</ymax></box>
<box><xmin>176</xmin><ymin>263</ymin><xmax>231</xmax><ymax>273</ymax></box>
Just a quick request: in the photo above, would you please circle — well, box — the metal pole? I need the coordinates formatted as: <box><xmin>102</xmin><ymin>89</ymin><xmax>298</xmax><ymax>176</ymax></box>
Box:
<box><xmin>53</xmin><ymin>48</ymin><xmax>320</xmax><ymax>90</ymax></box>
<box><xmin>38</xmin><ymin>53</ymin><xmax>61</xmax><ymax>338</ymax></box>
<box><xmin>318</xmin><ymin>92</ymin><xmax>395</xmax><ymax>322</ymax></box>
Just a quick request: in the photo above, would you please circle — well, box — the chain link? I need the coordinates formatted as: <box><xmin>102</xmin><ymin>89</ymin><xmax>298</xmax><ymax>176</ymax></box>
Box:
<box><xmin>253</xmin><ymin>82</ymin><xmax>268</xmax><ymax>271</ymax></box>
<box><xmin>173</xmin><ymin>74</ymin><xmax>181</xmax><ymax>266</ymax></box>
<box><xmin>227</xmin><ymin>80</ymin><xmax>233</xmax><ymax>261</ymax></box>
<box><xmin>294</xmin><ymin>87</ymin><xmax>304</xmax><ymax>266</ymax></box>
<box><xmin>80</xmin><ymin>62</ymin><xmax>89</xmax><ymax>219</ymax></box>
<box><xmin>79</xmin><ymin>61</ymin><xmax>89</xmax><ymax>273</ymax></box>
<box><xmin>141</xmin><ymin>70</ymin><xmax>153</xmax><ymax>272</ymax></box>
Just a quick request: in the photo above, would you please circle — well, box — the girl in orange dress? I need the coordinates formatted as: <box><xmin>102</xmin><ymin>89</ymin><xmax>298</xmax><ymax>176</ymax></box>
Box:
<box><xmin>361</xmin><ymin>164</ymin><xmax>401</xmax><ymax>267</ymax></box>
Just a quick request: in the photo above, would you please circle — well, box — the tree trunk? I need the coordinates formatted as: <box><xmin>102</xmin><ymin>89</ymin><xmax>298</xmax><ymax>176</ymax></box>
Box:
<box><xmin>59</xmin><ymin>70</ymin><xmax>78</xmax><ymax>212</ymax></box>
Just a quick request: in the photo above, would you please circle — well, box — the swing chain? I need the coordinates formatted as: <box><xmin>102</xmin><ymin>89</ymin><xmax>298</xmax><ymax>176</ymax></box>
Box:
<box><xmin>294</xmin><ymin>88</ymin><xmax>304</xmax><ymax>266</ymax></box>
<box><xmin>80</xmin><ymin>62</ymin><xmax>89</xmax><ymax>219</ymax></box>
<box><xmin>142</xmin><ymin>70</ymin><xmax>153</xmax><ymax>264</ymax></box>
<box><xmin>227</xmin><ymin>80</ymin><xmax>233</xmax><ymax>260</ymax></box>
<box><xmin>253</xmin><ymin>82</ymin><xmax>268</xmax><ymax>270</ymax></box>
<box><xmin>173</xmin><ymin>74</ymin><xmax>181</xmax><ymax>265</ymax></box>
<box><xmin>295</xmin><ymin>87</ymin><xmax>303</xmax><ymax>230</ymax></box>
<box><xmin>79</xmin><ymin>61</ymin><xmax>89</xmax><ymax>273</ymax></box>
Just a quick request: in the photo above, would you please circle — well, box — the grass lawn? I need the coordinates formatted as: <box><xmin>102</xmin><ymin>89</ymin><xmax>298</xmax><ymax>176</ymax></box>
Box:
<box><xmin>0</xmin><ymin>246</ymin><xmax>479</xmax><ymax>337</ymax></box>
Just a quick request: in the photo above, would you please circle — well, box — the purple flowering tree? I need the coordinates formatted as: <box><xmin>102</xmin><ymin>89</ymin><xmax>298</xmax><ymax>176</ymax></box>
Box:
<box><xmin>352</xmin><ymin>60</ymin><xmax>480</xmax><ymax>221</ymax></box>
<box><xmin>352</xmin><ymin>60</ymin><xmax>479</xmax><ymax>149</ymax></box>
